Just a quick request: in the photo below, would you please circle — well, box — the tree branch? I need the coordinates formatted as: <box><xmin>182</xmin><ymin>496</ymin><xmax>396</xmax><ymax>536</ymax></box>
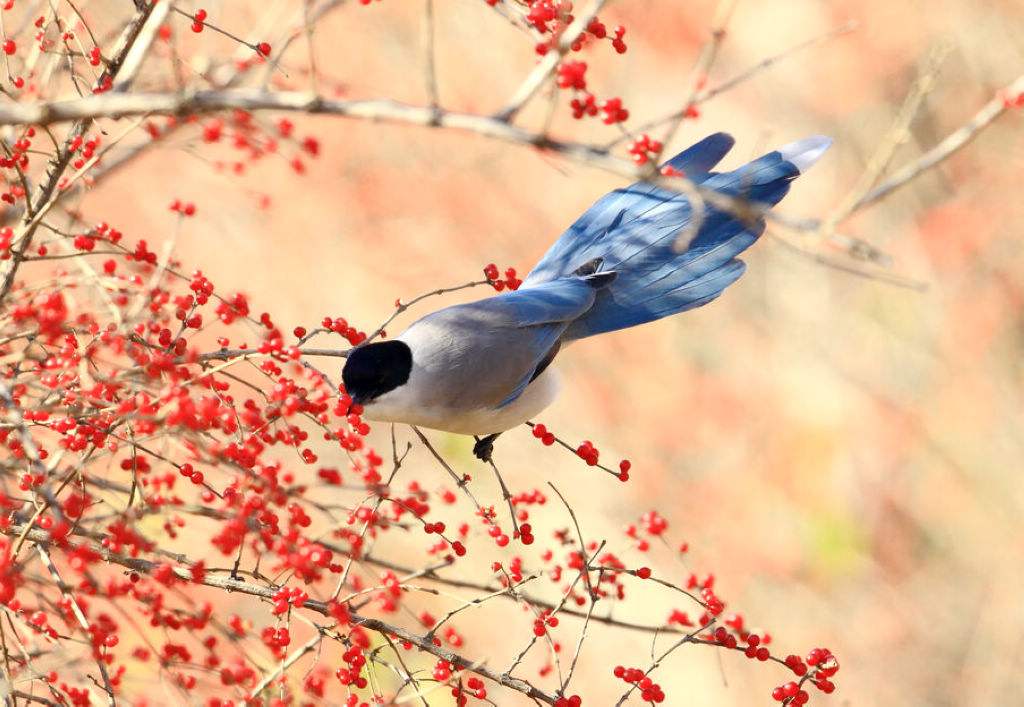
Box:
<box><xmin>0</xmin><ymin>1</ymin><xmax>157</xmax><ymax>304</ymax></box>
<box><xmin>1</xmin><ymin>524</ymin><xmax>560</xmax><ymax>705</ymax></box>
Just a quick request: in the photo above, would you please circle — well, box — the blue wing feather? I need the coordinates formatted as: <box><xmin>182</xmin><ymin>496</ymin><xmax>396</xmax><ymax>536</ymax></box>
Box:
<box><xmin>469</xmin><ymin>278</ymin><xmax>596</xmax><ymax>407</ymax></box>
<box><xmin>522</xmin><ymin>133</ymin><xmax>829</xmax><ymax>340</ymax></box>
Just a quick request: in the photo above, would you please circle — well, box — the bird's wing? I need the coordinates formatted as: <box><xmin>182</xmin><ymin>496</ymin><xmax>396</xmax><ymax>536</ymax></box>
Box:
<box><xmin>401</xmin><ymin>278</ymin><xmax>597</xmax><ymax>410</ymax></box>
<box><xmin>524</xmin><ymin>132</ymin><xmax>736</xmax><ymax>285</ymax></box>
<box><xmin>523</xmin><ymin>134</ymin><xmax>831</xmax><ymax>340</ymax></box>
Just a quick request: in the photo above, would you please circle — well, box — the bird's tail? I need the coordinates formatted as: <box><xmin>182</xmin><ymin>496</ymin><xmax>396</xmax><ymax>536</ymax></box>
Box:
<box><xmin>522</xmin><ymin>132</ymin><xmax>831</xmax><ymax>340</ymax></box>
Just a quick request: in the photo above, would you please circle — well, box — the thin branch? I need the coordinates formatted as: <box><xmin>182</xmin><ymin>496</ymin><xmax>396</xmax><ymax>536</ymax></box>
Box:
<box><xmin>822</xmin><ymin>43</ymin><xmax>952</xmax><ymax>232</ymax></box>
<box><xmin>486</xmin><ymin>456</ymin><xmax>520</xmax><ymax>537</ymax></box>
<box><xmin>607</xmin><ymin>21</ymin><xmax>857</xmax><ymax>149</ymax></box>
<box><xmin>248</xmin><ymin>629</ymin><xmax>325</xmax><ymax>698</ymax></box>
<box><xmin>423</xmin><ymin>0</ymin><xmax>440</xmax><ymax>109</ymax></box>
<box><xmin>1</xmin><ymin>523</ymin><xmax>561</xmax><ymax>705</ymax></box>
<box><xmin>560</xmin><ymin>567</ymin><xmax>602</xmax><ymax>694</ymax></box>
<box><xmin>848</xmin><ymin>72</ymin><xmax>1024</xmax><ymax>213</ymax></box>
<box><xmin>0</xmin><ymin>0</ymin><xmax>157</xmax><ymax>304</ymax></box>
<box><xmin>497</xmin><ymin>0</ymin><xmax>613</xmax><ymax>121</ymax></box>
<box><xmin>36</xmin><ymin>546</ymin><xmax>116</xmax><ymax>706</ymax></box>
<box><xmin>410</xmin><ymin>426</ymin><xmax>483</xmax><ymax>512</ymax></box>
<box><xmin>655</xmin><ymin>0</ymin><xmax>737</xmax><ymax>159</ymax></box>
<box><xmin>613</xmin><ymin>622</ymin><xmax>710</xmax><ymax>706</ymax></box>
<box><xmin>365</xmin><ymin>279</ymin><xmax>491</xmax><ymax>345</ymax></box>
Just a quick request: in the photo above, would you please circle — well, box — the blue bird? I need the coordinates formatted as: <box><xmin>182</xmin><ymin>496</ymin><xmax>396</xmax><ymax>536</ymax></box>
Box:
<box><xmin>342</xmin><ymin>133</ymin><xmax>831</xmax><ymax>460</ymax></box>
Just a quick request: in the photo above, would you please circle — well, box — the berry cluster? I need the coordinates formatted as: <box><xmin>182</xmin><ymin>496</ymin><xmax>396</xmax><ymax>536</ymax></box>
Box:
<box><xmin>531</xmin><ymin>422</ymin><xmax>557</xmax><ymax>445</ymax></box>
<box><xmin>169</xmin><ymin>199</ymin><xmax>197</xmax><ymax>217</ymax></box>
<box><xmin>271</xmin><ymin>586</ymin><xmax>310</xmax><ymax>615</ymax></box>
<box><xmin>771</xmin><ymin>648</ymin><xmax>839</xmax><ymax>703</ymax></box>
<box><xmin>527</xmin><ymin>4</ymin><xmax>626</xmax><ymax>57</ymax></box>
<box><xmin>628</xmin><ymin>134</ymin><xmax>664</xmax><ymax>165</ymax></box>
<box><xmin>554</xmin><ymin>695</ymin><xmax>583</xmax><ymax>707</ymax></box>
<box><xmin>559</xmin><ymin>60</ymin><xmax>632</xmax><ymax>125</ymax></box>
<box><xmin>532</xmin><ymin>608</ymin><xmax>559</xmax><ymax>636</ymax></box>
<box><xmin>335</xmin><ymin>645</ymin><xmax>368</xmax><ymax>688</ymax></box>
<box><xmin>613</xmin><ymin>666</ymin><xmax>666</xmax><ymax>703</ymax></box>
<box><xmin>483</xmin><ymin>262</ymin><xmax>522</xmax><ymax>291</ymax></box>
<box><xmin>321</xmin><ymin>316</ymin><xmax>368</xmax><ymax>345</ymax></box>
<box><xmin>1001</xmin><ymin>89</ymin><xmax>1024</xmax><ymax>108</ymax></box>
<box><xmin>575</xmin><ymin>439</ymin><xmax>600</xmax><ymax>465</ymax></box>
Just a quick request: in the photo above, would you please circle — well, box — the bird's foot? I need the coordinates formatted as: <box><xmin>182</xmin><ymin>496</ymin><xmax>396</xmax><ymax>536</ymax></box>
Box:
<box><xmin>473</xmin><ymin>434</ymin><xmax>500</xmax><ymax>463</ymax></box>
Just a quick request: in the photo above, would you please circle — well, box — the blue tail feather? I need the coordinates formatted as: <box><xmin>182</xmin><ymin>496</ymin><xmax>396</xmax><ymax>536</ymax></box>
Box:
<box><xmin>662</xmin><ymin>131</ymin><xmax>736</xmax><ymax>182</ymax></box>
<box><xmin>523</xmin><ymin>133</ymin><xmax>830</xmax><ymax>340</ymax></box>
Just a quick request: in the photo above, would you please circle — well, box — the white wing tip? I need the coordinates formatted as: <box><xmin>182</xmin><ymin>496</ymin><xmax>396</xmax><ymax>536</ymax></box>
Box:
<box><xmin>778</xmin><ymin>135</ymin><xmax>833</xmax><ymax>173</ymax></box>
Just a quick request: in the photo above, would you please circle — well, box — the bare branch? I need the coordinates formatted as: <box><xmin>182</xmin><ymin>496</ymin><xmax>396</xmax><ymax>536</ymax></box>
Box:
<box><xmin>823</xmin><ymin>44</ymin><xmax>952</xmax><ymax>232</ymax></box>
<box><xmin>655</xmin><ymin>0</ymin><xmax>737</xmax><ymax>159</ymax></box>
<box><xmin>848</xmin><ymin>72</ymin><xmax>1024</xmax><ymax>213</ymax></box>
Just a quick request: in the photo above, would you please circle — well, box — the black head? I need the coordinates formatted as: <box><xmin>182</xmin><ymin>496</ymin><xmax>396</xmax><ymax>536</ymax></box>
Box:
<box><xmin>342</xmin><ymin>340</ymin><xmax>413</xmax><ymax>405</ymax></box>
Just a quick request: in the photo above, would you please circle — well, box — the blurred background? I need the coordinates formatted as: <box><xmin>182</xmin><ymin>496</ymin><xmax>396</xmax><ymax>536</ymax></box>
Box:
<box><xmin>82</xmin><ymin>0</ymin><xmax>1024</xmax><ymax>703</ymax></box>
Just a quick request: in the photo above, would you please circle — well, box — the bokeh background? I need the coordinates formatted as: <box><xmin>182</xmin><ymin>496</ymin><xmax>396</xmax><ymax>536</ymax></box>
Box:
<box><xmin>82</xmin><ymin>0</ymin><xmax>1024</xmax><ymax>704</ymax></box>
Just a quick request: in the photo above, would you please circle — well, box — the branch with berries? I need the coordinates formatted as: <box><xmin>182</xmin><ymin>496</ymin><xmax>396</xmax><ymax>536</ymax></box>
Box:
<box><xmin>0</xmin><ymin>0</ymin><xmax>1005</xmax><ymax>704</ymax></box>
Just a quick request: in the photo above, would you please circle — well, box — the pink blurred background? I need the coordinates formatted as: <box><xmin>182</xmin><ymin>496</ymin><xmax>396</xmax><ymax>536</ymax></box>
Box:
<box><xmin>82</xmin><ymin>0</ymin><xmax>1024</xmax><ymax>703</ymax></box>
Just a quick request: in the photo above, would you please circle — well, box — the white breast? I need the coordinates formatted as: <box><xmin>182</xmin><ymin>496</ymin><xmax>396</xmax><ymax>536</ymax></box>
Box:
<box><xmin>360</xmin><ymin>366</ymin><xmax>561</xmax><ymax>435</ymax></box>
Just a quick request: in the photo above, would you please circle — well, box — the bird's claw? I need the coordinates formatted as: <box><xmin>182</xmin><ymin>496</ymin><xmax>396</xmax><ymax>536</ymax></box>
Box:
<box><xmin>473</xmin><ymin>435</ymin><xmax>496</xmax><ymax>463</ymax></box>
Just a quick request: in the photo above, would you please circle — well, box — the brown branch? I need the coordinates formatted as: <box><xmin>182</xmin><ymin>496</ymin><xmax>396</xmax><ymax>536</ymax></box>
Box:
<box><xmin>655</xmin><ymin>0</ymin><xmax>737</xmax><ymax>160</ymax></box>
<box><xmin>497</xmin><ymin>0</ymin><xmax>613</xmax><ymax>122</ymax></box>
<box><xmin>1</xmin><ymin>523</ymin><xmax>560</xmax><ymax>705</ymax></box>
<box><xmin>607</xmin><ymin>21</ymin><xmax>857</xmax><ymax>150</ymax></box>
<box><xmin>823</xmin><ymin>44</ymin><xmax>952</xmax><ymax>232</ymax></box>
<box><xmin>36</xmin><ymin>546</ymin><xmax>116</xmax><ymax>706</ymax></box>
<box><xmin>848</xmin><ymin>72</ymin><xmax>1024</xmax><ymax>213</ymax></box>
<box><xmin>0</xmin><ymin>89</ymin><xmax>625</xmax><ymax>169</ymax></box>
<box><xmin>0</xmin><ymin>86</ymin><xmax>898</xmax><ymax>270</ymax></box>
<box><xmin>0</xmin><ymin>0</ymin><xmax>157</xmax><ymax>304</ymax></box>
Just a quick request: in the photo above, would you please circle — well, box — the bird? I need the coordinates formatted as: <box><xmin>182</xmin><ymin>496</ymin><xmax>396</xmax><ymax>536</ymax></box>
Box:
<box><xmin>341</xmin><ymin>132</ymin><xmax>831</xmax><ymax>462</ymax></box>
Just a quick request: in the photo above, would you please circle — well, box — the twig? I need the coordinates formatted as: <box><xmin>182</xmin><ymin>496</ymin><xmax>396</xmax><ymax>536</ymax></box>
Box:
<box><xmin>423</xmin><ymin>0</ymin><xmax>440</xmax><ymax>109</ymax></box>
<box><xmin>0</xmin><ymin>0</ymin><xmax>157</xmax><ymax>303</ymax></box>
<box><xmin>822</xmin><ymin>43</ymin><xmax>952</xmax><ymax>232</ymax></box>
<box><xmin>486</xmin><ymin>456</ymin><xmax>520</xmax><ymax>536</ymax></box>
<box><xmin>497</xmin><ymin>0</ymin><xmax>613</xmax><ymax>122</ymax></box>
<box><xmin>607</xmin><ymin>21</ymin><xmax>857</xmax><ymax>149</ymax></box>
<box><xmin>547</xmin><ymin>482</ymin><xmax>595</xmax><ymax>596</ymax></box>
<box><xmin>36</xmin><ymin>546</ymin><xmax>117</xmax><ymax>706</ymax></box>
<box><xmin>248</xmin><ymin>629</ymin><xmax>325</xmax><ymax>698</ymax></box>
<box><xmin>560</xmin><ymin>567</ymin><xmax>602</xmax><ymax>694</ymax></box>
<box><xmin>655</xmin><ymin>0</ymin><xmax>737</xmax><ymax>159</ymax></box>
<box><xmin>848</xmin><ymin>72</ymin><xmax>1024</xmax><ymax>213</ymax></box>
<box><xmin>410</xmin><ymin>426</ymin><xmax>483</xmax><ymax>513</ymax></box>
<box><xmin>365</xmin><ymin>279</ymin><xmax>491</xmax><ymax>345</ymax></box>
<box><xmin>424</xmin><ymin>574</ymin><xmax>540</xmax><ymax>642</ymax></box>
<box><xmin>613</xmin><ymin>622</ymin><xmax>710</xmax><ymax>706</ymax></box>
<box><xmin>1</xmin><ymin>523</ymin><xmax>561</xmax><ymax>705</ymax></box>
